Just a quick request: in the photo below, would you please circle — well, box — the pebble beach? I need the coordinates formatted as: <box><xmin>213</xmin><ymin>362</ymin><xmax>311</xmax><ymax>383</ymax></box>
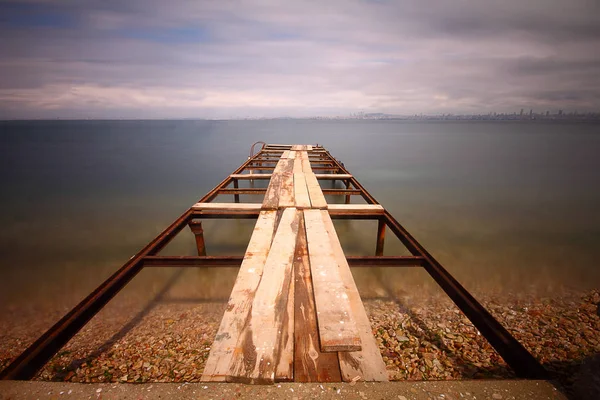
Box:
<box><xmin>1</xmin><ymin>287</ymin><xmax>598</xmax><ymax>398</ymax></box>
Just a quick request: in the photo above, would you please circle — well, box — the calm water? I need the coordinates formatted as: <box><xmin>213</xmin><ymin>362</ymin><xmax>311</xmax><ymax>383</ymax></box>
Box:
<box><xmin>1</xmin><ymin>119</ymin><xmax>599</xmax><ymax>316</ymax></box>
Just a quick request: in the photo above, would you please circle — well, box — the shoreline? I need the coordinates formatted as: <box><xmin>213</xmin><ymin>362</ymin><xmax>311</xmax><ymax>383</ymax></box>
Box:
<box><xmin>1</xmin><ymin>289</ymin><xmax>598</xmax><ymax>396</ymax></box>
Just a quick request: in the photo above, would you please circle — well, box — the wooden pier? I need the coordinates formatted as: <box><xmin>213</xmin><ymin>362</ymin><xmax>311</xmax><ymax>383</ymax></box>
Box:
<box><xmin>0</xmin><ymin>143</ymin><xmax>547</xmax><ymax>383</ymax></box>
<box><xmin>199</xmin><ymin>145</ymin><xmax>386</xmax><ymax>383</ymax></box>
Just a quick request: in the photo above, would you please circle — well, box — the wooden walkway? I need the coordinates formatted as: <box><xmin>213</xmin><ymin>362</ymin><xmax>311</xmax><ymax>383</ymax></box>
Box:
<box><xmin>199</xmin><ymin>145</ymin><xmax>388</xmax><ymax>384</ymax></box>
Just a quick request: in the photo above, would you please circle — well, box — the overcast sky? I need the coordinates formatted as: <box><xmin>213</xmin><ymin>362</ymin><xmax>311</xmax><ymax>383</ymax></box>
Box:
<box><xmin>1</xmin><ymin>0</ymin><xmax>599</xmax><ymax>119</ymax></box>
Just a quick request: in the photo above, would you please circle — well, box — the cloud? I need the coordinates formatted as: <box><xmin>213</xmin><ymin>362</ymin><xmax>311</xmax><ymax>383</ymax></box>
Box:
<box><xmin>0</xmin><ymin>0</ymin><xmax>599</xmax><ymax>118</ymax></box>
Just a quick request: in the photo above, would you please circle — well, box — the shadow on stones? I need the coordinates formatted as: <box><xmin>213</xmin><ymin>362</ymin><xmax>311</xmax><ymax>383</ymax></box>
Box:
<box><xmin>369</xmin><ymin>267</ymin><xmax>514</xmax><ymax>379</ymax></box>
<box><xmin>52</xmin><ymin>268</ymin><xmax>188</xmax><ymax>380</ymax></box>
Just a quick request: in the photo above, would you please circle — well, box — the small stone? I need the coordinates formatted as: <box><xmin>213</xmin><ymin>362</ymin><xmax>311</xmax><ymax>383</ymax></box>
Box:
<box><xmin>492</xmin><ymin>394</ymin><xmax>502</xmax><ymax>399</ymax></box>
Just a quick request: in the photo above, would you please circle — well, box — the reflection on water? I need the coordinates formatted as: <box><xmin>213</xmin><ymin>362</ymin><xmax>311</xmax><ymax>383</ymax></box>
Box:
<box><xmin>1</xmin><ymin>120</ymin><xmax>599</xmax><ymax>324</ymax></box>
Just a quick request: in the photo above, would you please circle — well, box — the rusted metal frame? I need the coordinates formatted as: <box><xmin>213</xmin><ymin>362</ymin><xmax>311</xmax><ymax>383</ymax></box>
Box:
<box><xmin>0</xmin><ymin>208</ymin><xmax>194</xmax><ymax>380</ymax></box>
<box><xmin>316</xmin><ymin>149</ymin><xmax>547</xmax><ymax>379</ymax></box>
<box><xmin>217</xmin><ymin>188</ymin><xmax>362</xmax><ymax>196</ymax></box>
<box><xmin>380</xmin><ymin>211</ymin><xmax>547</xmax><ymax>378</ymax></box>
<box><xmin>241</xmin><ymin>166</ymin><xmax>340</xmax><ymax>171</ymax></box>
<box><xmin>376</xmin><ymin>217</ymin><xmax>386</xmax><ymax>256</ymax></box>
<box><xmin>0</xmin><ymin>152</ymin><xmax>266</xmax><ymax>381</ymax></box>
<box><xmin>317</xmin><ymin>150</ymin><xmax>377</xmax><ymax>204</ymax></box>
<box><xmin>191</xmin><ymin>210</ymin><xmax>385</xmax><ymax>220</ymax></box>
<box><xmin>202</xmin><ymin>152</ymin><xmax>268</xmax><ymax>203</ymax></box>
<box><xmin>143</xmin><ymin>255</ymin><xmax>425</xmax><ymax>267</ymax></box>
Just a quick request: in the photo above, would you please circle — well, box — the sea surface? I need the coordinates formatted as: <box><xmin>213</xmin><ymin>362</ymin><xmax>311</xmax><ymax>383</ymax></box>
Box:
<box><xmin>1</xmin><ymin>119</ymin><xmax>599</xmax><ymax>321</ymax></box>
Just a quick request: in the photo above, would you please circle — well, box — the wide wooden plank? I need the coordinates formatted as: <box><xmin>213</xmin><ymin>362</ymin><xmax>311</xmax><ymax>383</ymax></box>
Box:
<box><xmin>304</xmin><ymin>173</ymin><xmax>328</xmax><ymax>209</ymax></box>
<box><xmin>294</xmin><ymin>216</ymin><xmax>342</xmax><ymax>382</ymax></box>
<box><xmin>193</xmin><ymin>202</ymin><xmax>262</xmax><ymax>211</ymax></box>
<box><xmin>287</xmin><ymin>151</ymin><xmax>296</xmax><ymax>160</ymax></box>
<box><xmin>301</xmin><ymin>159</ymin><xmax>312</xmax><ymax>174</ymax></box>
<box><xmin>320</xmin><ymin>210</ymin><xmax>388</xmax><ymax>382</ymax></box>
<box><xmin>273</xmin><ymin>158</ymin><xmax>294</xmax><ymax>174</ymax></box>
<box><xmin>262</xmin><ymin>173</ymin><xmax>283</xmax><ymax>210</ymax></box>
<box><xmin>303</xmin><ymin>209</ymin><xmax>361</xmax><ymax>352</ymax></box>
<box><xmin>227</xmin><ymin>208</ymin><xmax>300</xmax><ymax>384</ymax></box>
<box><xmin>275</xmin><ymin>264</ymin><xmax>294</xmax><ymax>382</ymax></box>
<box><xmin>281</xmin><ymin>150</ymin><xmax>290</xmax><ymax>159</ymax></box>
<box><xmin>327</xmin><ymin>204</ymin><xmax>385</xmax><ymax>214</ymax></box>
<box><xmin>307</xmin><ymin>145</ymin><xmax>313</xmax><ymax>151</ymax></box>
<box><xmin>201</xmin><ymin>211</ymin><xmax>278</xmax><ymax>381</ymax></box>
<box><xmin>293</xmin><ymin>173</ymin><xmax>311</xmax><ymax>209</ymax></box>
<box><xmin>293</xmin><ymin>157</ymin><xmax>303</xmax><ymax>174</ymax></box>
<box><xmin>278</xmin><ymin>172</ymin><xmax>294</xmax><ymax>208</ymax></box>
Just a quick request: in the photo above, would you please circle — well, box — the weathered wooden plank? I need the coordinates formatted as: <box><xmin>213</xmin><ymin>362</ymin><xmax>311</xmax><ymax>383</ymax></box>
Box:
<box><xmin>327</xmin><ymin>204</ymin><xmax>385</xmax><ymax>214</ymax></box>
<box><xmin>304</xmin><ymin>173</ymin><xmax>328</xmax><ymax>209</ymax></box>
<box><xmin>193</xmin><ymin>202</ymin><xmax>262</xmax><ymax>211</ymax></box>
<box><xmin>293</xmin><ymin>157</ymin><xmax>303</xmax><ymax>174</ymax></box>
<box><xmin>294</xmin><ymin>216</ymin><xmax>342</xmax><ymax>382</ymax></box>
<box><xmin>304</xmin><ymin>209</ymin><xmax>361</xmax><ymax>352</ymax></box>
<box><xmin>278</xmin><ymin>172</ymin><xmax>294</xmax><ymax>208</ymax></box>
<box><xmin>288</xmin><ymin>151</ymin><xmax>296</xmax><ymax>160</ymax></box>
<box><xmin>293</xmin><ymin>173</ymin><xmax>311</xmax><ymax>209</ymax></box>
<box><xmin>262</xmin><ymin>173</ymin><xmax>283</xmax><ymax>210</ymax></box>
<box><xmin>307</xmin><ymin>145</ymin><xmax>313</xmax><ymax>151</ymax></box>
<box><xmin>201</xmin><ymin>211</ymin><xmax>278</xmax><ymax>381</ymax></box>
<box><xmin>275</xmin><ymin>264</ymin><xmax>295</xmax><ymax>382</ymax></box>
<box><xmin>227</xmin><ymin>208</ymin><xmax>300</xmax><ymax>384</ymax></box>
<box><xmin>273</xmin><ymin>158</ymin><xmax>294</xmax><ymax>174</ymax></box>
<box><xmin>320</xmin><ymin>210</ymin><xmax>388</xmax><ymax>382</ymax></box>
<box><xmin>301</xmin><ymin>159</ymin><xmax>312</xmax><ymax>174</ymax></box>
<box><xmin>281</xmin><ymin>150</ymin><xmax>290</xmax><ymax>159</ymax></box>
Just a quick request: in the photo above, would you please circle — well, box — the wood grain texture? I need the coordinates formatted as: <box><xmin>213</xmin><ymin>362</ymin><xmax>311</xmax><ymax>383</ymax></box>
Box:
<box><xmin>293</xmin><ymin>173</ymin><xmax>311</xmax><ymax>209</ymax></box>
<box><xmin>262</xmin><ymin>173</ymin><xmax>283</xmax><ymax>210</ymax></box>
<box><xmin>226</xmin><ymin>208</ymin><xmax>300</xmax><ymax>384</ymax></box>
<box><xmin>304</xmin><ymin>173</ymin><xmax>328</xmax><ymax>209</ymax></box>
<box><xmin>301</xmin><ymin>159</ymin><xmax>312</xmax><ymax>174</ymax></box>
<box><xmin>201</xmin><ymin>211</ymin><xmax>278</xmax><ymax>381</ymax></box>
<box><xmin>273</xmin><ymin>158</ymin><xmax>294</xmax><ymax>174</ymax></box>
<box><xmin>275</xmin><ymin>264</ymin><xmax>294</xmax><ymax>382</ymax></box>
<box><xmin>320</xmin><ymin>210</ymin><xmax>388</xmax><ymax>382</ymax></box>
<box><xmin>288</xmin><ymin>151</ymin><xmax>296</xmax><ymax>160</ymax></box>
<box><xmin>293</xmin><ymin>157</ymin><xmax>303</xmax><ymax>174</ymax></box>
<box><xmin>278</xmin><ymin>173</ymin><xmax>294</xmax><ymax>208</ymax></box>
<box><xmin>303</xmin><ymin>209</ymin><xmax>361</xmax><ymax>352</ymax></box>
<box><xmin>294</xmin><ymin>215</ymin><xmax>342</xmax><ymax>382</ymax></box>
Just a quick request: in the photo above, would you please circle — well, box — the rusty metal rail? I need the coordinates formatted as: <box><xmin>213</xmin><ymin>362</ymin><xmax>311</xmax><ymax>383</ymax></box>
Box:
<box><xmin>0</xmin><ymin>143</ymin><xmax>547</xmax><ymax>380</ymax></box>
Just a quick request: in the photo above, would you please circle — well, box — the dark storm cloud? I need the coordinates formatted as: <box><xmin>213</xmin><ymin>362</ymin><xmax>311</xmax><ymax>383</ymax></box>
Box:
<box><xmin>0</xmin><ymin>0</ymin><xmax>599</xmax><ymax>118</ymax></box>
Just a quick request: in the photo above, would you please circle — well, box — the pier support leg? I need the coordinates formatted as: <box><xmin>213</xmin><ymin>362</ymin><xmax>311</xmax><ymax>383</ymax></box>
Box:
<box><xmin>189</xmin><ymin>221</ymin><xmax>207</xmax><ymax>256</ymax></box>
<box><xmin>345</xmin><ymin>180</ymin><xmax>351</xmax><ymax>204</ymax></box>
<box><xmin>376</xmin><ymin>218</ymin><xmax>385</xmax><ymax>256</ymax></box>
<box><xmin>233</xmin><ymin>179</ymin><xmax>240</xmax><ymax>203</ymax></box>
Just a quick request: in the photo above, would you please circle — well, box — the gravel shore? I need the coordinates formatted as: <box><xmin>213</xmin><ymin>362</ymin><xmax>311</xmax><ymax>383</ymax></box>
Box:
<box><xmin>1</xmin><ymin>289</ymin><xmax>598</xmax><ymax>398</ymax></box>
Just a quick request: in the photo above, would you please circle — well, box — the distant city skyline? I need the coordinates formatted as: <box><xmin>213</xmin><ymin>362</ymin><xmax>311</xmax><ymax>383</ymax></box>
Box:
<box><xmin>1</xmin><ymin>1</ymin><xmax>599</xmax><ymax>119</ymax></box>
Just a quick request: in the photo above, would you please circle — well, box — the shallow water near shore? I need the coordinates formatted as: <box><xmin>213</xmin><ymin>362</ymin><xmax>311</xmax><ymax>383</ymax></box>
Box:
<box><xmin>1</xmin><ymin>119</ymin><xmax>599</xmax><ymax>329</ymax></box>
